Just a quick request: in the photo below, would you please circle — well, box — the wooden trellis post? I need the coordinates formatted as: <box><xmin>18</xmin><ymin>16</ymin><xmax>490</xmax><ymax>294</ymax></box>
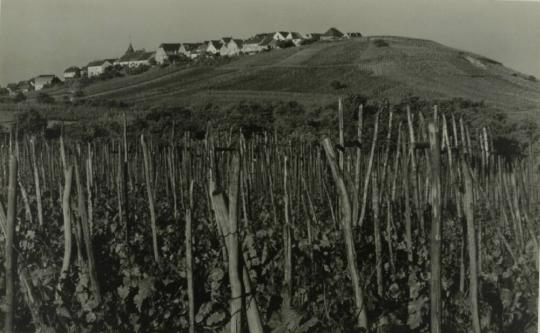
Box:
<box><xmin>428</xmin><ymin>120</ymin><xmax>442</xmax><ymax>333</ymax></box>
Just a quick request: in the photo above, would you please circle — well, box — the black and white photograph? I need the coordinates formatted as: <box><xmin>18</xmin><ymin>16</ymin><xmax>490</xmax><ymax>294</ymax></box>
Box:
<box><xmin>1</xmin><ymin>0</ymin><xmax>540</xmax><ymax>332</ymax></box>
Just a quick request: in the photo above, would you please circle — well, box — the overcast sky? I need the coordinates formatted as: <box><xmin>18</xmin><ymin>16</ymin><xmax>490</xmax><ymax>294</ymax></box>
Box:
<box><xmin>0</xmin><ymin>0</ymin><xmax>539</xmax><ymax>85</ymax></box>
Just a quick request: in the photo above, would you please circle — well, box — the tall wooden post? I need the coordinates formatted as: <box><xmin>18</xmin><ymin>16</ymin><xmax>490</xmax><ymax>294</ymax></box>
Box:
<box><xmin>141</xmin><ymin>134</ymin><xmax>159</xmax><ymax>264</ymax></box>
<box><xmin>461</xmin><ymin>158</ymin><xmax>481</xmax><ymax>333</ymax></box>
<box><xmin>4</xmin><ymin>154</ymin><xmax>17</xmax><ymax>333</ymax></box>
<box><xmin>282</xmin><ymin>155</ymin><xmax>292</xmax><ymax>312</ymax></box>
<box><xmin>186</xmin><ymin>181</ymin><xmax>195</xmax><ymax>333</ymax></box>
<box><xmin>30</xmin><ymin>138</ymin><xmax>44</xmax><ymax>227</ymax></box>
<box><xmin>428</xmin><ymin>120</ymin><xmax>442</xmax><ymax>333</ymax></box>
<box><xmin>322</xmin><ymin>138</ymin><xmax>368</xmax><ymax>329</ymax></box>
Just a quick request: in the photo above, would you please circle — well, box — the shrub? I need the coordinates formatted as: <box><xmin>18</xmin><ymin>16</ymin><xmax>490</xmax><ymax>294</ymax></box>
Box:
<box><xmin>98</xmin><ymin>66</ymin><xmax>124</xmax><ymax>80</ymax></box>
<box><xmin>14</xmin><ymin>92</ymin><xmax>26</xmax><ymax>103</ymax></box>
<box><xmin>330</xmin><ymin>80</ymin><xmax>347</xmax><ymax>90</ymax></box>
<box><xmin>36</xmin><ymin>92</ymin><xmax>56</xmax><ymax>104</ymax></box>
<box><xmin>17</xmin><ymin>109</ymin><xmax>47</xmax><ymax>136</ymax></box>
<box><xmin>126</xmin><ymin>65</ymin><xmax>150</xmax><ymax>75</ymax></box>
<box><xmin>373</xmin><ymin>39</ymin><xmax>389</xmax><ymax>47</ymax></box>
<box><xmin>528</xmin><ymin>75</ymin><xmax>537</xmax><ymax>82</ymax></box>
<box><xmin>299</xmin><ymin>38</ymin><xmax>317</xmax><ymax>46</ymax></box>
<box><xmin>276</xmin><ymin>40</ymin><xmax>295</xmax><ymax>48</ymax></box>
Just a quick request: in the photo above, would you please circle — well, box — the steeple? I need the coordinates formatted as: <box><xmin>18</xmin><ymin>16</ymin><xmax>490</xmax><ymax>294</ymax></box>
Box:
<box><xmin>125</xmin><ymin>42</ymin><xmax>135</xmax><ymax>55</ymax></box>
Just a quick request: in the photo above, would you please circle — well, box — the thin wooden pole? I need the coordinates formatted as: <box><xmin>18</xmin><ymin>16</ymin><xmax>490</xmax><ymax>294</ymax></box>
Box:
<box><xmin>30</xmin><ymin>137</ymin><xmax>44</xmax><ymax>227</ymax></box>
<box><xmin>461</xmin><ymin>158</ymin><xmax>481</xmax><ymax>333</ymax></box>
<box><xmin>322</xmin><ymin>137</ymin><xmax>368</xmax><ymax>329</ymax></box>
<box><xmin>358</xmin><ymin>110</ymin><xmax>380</xmax><ymax>227</ymax></box>
<box><xmin>282</xmin><ymin>155</ymin><xmax>292</xmax><ymax>312</ymax></box>
<box><xmin>428</xmin><ymin>121</ymin><xmax>442</xmax><ymax>333</ymax></box>
<box><xmin>75</xmin><ymin>160</ymin><xmax>101</xmax><ymax>303</ymax></box>
<box><xmin>141</xmin><ymin>134</ymin><xmax>160</xmax><ymax>264</ymax></box>
<box><xmin>59</xmin><ymin>166</ymin><xmax>74</xmax><ymax>281</ymax></box>
<box><xmin>186</xmin><ymin>180</ymin><xmax>195</xmax><ymax>333</ymax></box>
<box><xmin>4</xmin><ymin>153</ymin><xmax>17</xmax><ymax>333</ymax></box>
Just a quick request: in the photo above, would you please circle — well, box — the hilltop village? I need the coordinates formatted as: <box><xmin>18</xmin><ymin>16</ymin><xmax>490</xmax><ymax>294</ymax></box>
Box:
<box><xmin>2</xmin><ymin>27</ymin><xmax>361</xmax><ymax>98</ymax></box>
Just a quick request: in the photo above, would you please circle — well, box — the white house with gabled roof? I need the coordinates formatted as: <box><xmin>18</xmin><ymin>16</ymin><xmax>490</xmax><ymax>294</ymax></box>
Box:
<box><xmin>87</xmin><ymin>59</ymin><xmax>115</xmax><ymax>77</ymax></box>
<box><xmin>220</xmin><ymin>39</ymin><xmax>244</xmax><ymax>57</ymax></box>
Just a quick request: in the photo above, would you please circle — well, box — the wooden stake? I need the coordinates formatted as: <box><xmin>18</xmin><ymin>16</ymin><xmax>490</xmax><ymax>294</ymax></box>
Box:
<box><xmin>428</xmin><ymin>121</ymin><xmax>442</xmax><ymax>333</ymax></box>
<box><xmin>322</xmin><ymin>137</ymin><xmax>368</xmax><ymax>329</ymax></box>
<box><xmin>461</xmin><ymin>158</ymin><xmax>481</xmax><ymax>333</ymax></box>
<box><xmin>4</xmin><ymin>154</ymin><xmax>17</xmax><ymax>333</ymax></box>
<box><xmin>141</xmin><ymin>134</ymin><xmax>160</xmax><ymax>264</ymax></box>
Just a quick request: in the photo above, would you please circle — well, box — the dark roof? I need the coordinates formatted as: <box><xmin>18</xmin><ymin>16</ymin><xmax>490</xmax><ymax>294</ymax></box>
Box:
<box><xmin>244</xmin><ymin>36</ymin><xmax>262</xmax><ymax>45</ymax></box>
<box><xmin>232</xmin><ymin>39</ymin><xmax>244</xmax><ymax>48</ymax></box>
<box><xmin>18</xmin><ymin>81</ymin><xmax>33</xmax><ymax>89</ymax></box>
<box><xmin>64</xmin><ymin>66</ymin><xmax>80</xmax><ymax>73</ymax></box>
<box><xmin>208</xmin><ymin>40</ymin><xmax>223</xmax><ymax>49</ymax></box>
<box><xmin>254</xmin><ymin>33</ymin><xmax>272</xmax><ymax>39</ymax></box>
<box><xmin>323</xmin><ymin>27</ymin><xmax>345</xmax><ymax>38</ymax></box>
<box><xmin>182</xmin><ymin>43</ymin><xmax>204</xmax><ymax>52</ymax></box>
<box><xmin>35</xmin><ymin>74</ymin><xmax>56</xmax><ymax>79</ymax></box>
<box><xmin>246</xmin><ymin>33</ymin><xmax>274</xmax><ymax>44</ymax></box>
<box><xmin>159</xmin><ymin>43</ymin><xmax>182</xmax><ymax>52</ymax></box>
<box><xmin>195</xmin><ymin>43</ymin><xmax>207</xmax><ymax>52</ymax></box>
<box><xmin>87</xmin><ymin>59</ymin><xmax>114</xmax><ymax>67</ymax></box>
<box><xmin>118</xmin><ymin>50</ymin><xmax>154</xmax><ymax>62</ymax></box>
<box><xmin>259</xmin><ymin>35</ymin><xmax>274</xmax><ymax>46</ymax></box>
<box><xmin>289</xmin><ymin>32</ymin><xmax>303</xmax><ymax>39</ymax></box>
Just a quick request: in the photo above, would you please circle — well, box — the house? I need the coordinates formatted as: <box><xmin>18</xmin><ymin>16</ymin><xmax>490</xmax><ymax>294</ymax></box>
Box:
<box><xmin>261</xmin><ymin>36</ymin><xmax>277</xmax><ymax>49</ymax></box>
<box><xmin>304</xmin><ymin>33</ymin><xmax>322</xmax><ymax>41</ymax></box>
<box><xmin>6</xmin><ymin>83</ymin><xmax>19</xmax><ymax>96</ymax></box>
<box><xmin>286</xmin><ymin>32</ymin><xmax>305</xmax><ymax>46</ymax></box>
<box><xmin>206</xmin><ymin>40</ymin><xmax>224</xmax><ymax>55</ymax></box>
<box><xmin>115</xmin><ymin>43</ymin><xmax>154</xmax><ymax>67</ymax></box>
<box><xmin>18</xmin><ymin>81</ymin><xmax>33</xmax><ymax>93</ymax></box>
<box><xmin>267</xmin><ymin>39</ymin><xmax>280</xmax><ymax>49</ymax></box>
<box><xmin>33</xmin><ymin>75</ymin><xmax>58</xmax><ymax>91</ymax></box>
<box><xmin>87</xmin><ymin>59</ymin><xmax>114</xmax><ymax>77</ymax></box>
<box><xmin>64</xmin><ymin>66</ymin><xmax>81</xmax><ymax>79</ymax></box>
<box><xmin>116</xmin><ymin>43</ymin><xmax>155</xmax><ymax>67</ymax></box>
<box><xmin>272</xmin><ymin>31</ymin><xmax>289</xmax><ymax>41</ymax></box>
<box><xmin>321</xmin><ymin>27</ymin><xmax>349</xmax><ymax>41</ymax></box>
<box><xmin>242</xmin><ymin>34</ymin><xmax>272</xmax><ymax>54</ymax></box>
<box><xmin>155</xmin><ymin>43</ymin><xmax>182</xmax><ymax>64</ymax></box>
<box><xmin>195</xmin><ymin>43</ymin><xmax>209</xmax><ymax>57</ymax></box>
<box><xmin>348</xmin><ymin>32</ymin><xmax>363</xmax><ymax>38</ymax></box>
<box><xmin>180</xmin><ymin>43</ymin><xmax>205</xmax><ymax>59</ymax></box>
<box><xmin>220</xmin><ymin>39</ymin><xmax>244</xmax><ymax>57</ymax></box>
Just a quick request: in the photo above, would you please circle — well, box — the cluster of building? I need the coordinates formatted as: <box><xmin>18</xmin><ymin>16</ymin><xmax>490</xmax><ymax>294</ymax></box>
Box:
<box><xmin>4</xmin><ymin>27</ymin><xmax>360</xmax><ymax>96</ymax></box>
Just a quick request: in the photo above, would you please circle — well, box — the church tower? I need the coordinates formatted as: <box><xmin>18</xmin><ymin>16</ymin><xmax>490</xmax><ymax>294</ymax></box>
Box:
<box><xmin>125</xmin><ymin>42</ymin><xmax>135</xmax><ymax>55</ymax></box>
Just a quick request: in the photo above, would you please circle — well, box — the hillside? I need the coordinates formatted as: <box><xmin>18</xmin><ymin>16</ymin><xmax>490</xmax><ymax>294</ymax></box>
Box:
<box><xmin>36</xmin><ymin>36</ymin><xmax>540</xmax><ymax>113</ymax></box>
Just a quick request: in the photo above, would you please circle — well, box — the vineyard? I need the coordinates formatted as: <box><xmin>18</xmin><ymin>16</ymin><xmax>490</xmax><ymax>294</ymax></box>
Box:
<box><xmin>1</xmin><ymin>100</ymin><xmax>539</xmax><ymax>333</ymax></box>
